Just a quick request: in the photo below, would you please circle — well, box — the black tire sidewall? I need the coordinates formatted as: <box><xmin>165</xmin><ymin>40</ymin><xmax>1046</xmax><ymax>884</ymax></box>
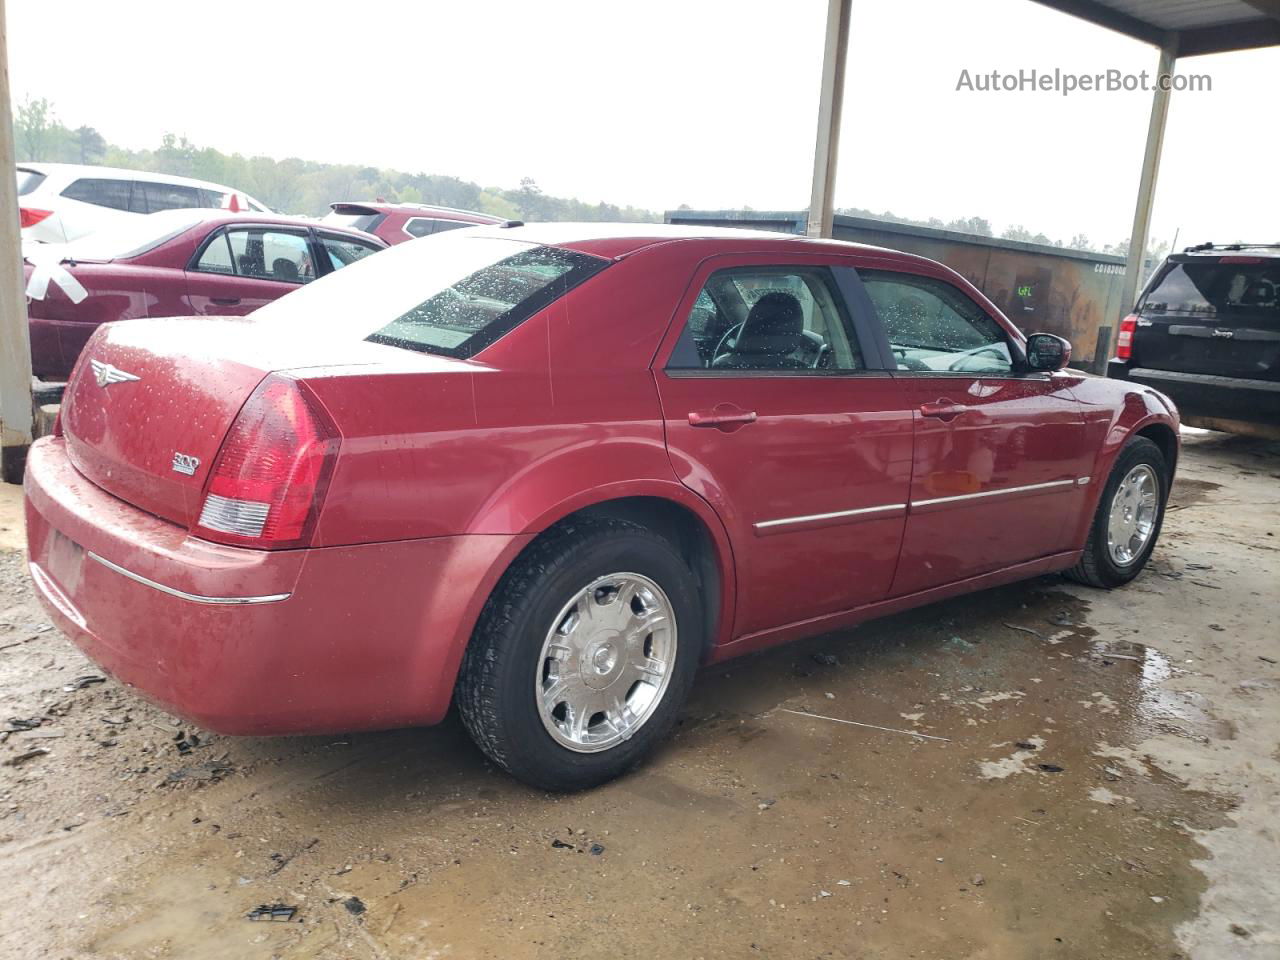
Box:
<box><xmin>1090</xmin><ymin>437</ymin><xmax>1168</xmax><ymax>585</ymax></box>
<box><xmin>479</xmin><ymin>526</ymin><xmax>702</xmax><ymax>790</ymax></box>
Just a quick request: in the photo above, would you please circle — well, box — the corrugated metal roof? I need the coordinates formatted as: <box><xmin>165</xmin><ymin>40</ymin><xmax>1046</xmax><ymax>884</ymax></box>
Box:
<box><xmin>1029</xmin><ymin>0</ymin><xmax>1280</xmax><ymax>55</ymax></box>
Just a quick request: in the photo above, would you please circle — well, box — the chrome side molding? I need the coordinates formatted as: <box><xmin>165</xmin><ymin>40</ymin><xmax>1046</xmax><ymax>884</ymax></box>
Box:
<box><xmin>88</xmin><ymin>552</ymin><xmax>291</xmax><ymax>605</ymax></box>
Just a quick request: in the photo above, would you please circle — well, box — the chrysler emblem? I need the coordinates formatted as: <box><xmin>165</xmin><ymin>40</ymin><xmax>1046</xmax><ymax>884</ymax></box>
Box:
<box><xmin>91</xmin><ymin>359</ymin><xmax>141</xmax><ymax>387</ymax></box>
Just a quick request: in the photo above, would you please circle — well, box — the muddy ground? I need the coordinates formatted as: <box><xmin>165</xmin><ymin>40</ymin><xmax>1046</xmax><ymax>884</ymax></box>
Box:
<box><xmin>0</xmin><ymin>431</ymin><xmax>1276</xmax><ymax>960</ymax></box>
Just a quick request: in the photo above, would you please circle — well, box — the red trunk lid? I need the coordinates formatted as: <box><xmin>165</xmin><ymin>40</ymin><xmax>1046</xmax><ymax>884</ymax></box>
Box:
<box><xmin>61</xmin><ymin>320</ymin><xmax>272</xmax><ymax>528</ymax></box>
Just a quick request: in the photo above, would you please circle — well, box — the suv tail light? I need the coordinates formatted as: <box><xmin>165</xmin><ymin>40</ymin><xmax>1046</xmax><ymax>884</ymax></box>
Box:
<box><xmin>1116</xmin><ymin>313</ymin><xmax>1138</xmax><ymax>361</ymax></box>
<box><xmin>20</xmin><ymin>208</ymin><xmax>52</xmax><ymax>228</ymax></box>
<box><xmin>194</xmin><ymin>376</ymin><xmax>340</xmax><ymax>549</ymax></box>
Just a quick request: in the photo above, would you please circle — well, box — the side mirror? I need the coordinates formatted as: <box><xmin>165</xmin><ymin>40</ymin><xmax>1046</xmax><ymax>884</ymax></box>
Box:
<box><xmin>1025</xmin><ymin>333</ymin><xmax>1071</xmax><ymax>372</ymax></box>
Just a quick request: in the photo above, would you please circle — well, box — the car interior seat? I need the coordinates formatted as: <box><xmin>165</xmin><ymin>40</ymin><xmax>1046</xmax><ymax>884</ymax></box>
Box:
<box><xmin>712</xmin><ymin>292</ymin><xmax>808</xmax><ymax>369</ymax></box>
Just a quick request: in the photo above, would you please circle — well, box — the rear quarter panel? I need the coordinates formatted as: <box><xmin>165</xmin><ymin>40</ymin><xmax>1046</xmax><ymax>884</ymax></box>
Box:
<box><xmin>304</xmin><ymin>241</ymin><xmax>705</xmax><ymax>546</ymax></box>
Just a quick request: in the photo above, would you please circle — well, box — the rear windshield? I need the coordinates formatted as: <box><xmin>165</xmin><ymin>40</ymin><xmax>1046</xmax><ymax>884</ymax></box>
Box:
<box><xmin>253</xmin><ymin>234</ymin><xmax>609</xmax><ymax>358</ymax></box>
<box><xmin>16</xmin><ymin>168</ymin><xmax>46</xmax><ymax>196</ymax></box>
<box><xmin>1142</xmin><ymin>261</ymin><xmax>1280</xmax><ymax>319</ymax></box>
<box><xmin>323</xmin><ymin>210</ymin><xmax>386</xmax><ymax>234</ymax></box>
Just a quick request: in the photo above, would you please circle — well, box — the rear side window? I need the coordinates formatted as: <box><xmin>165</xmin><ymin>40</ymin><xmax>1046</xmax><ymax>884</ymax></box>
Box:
<box><xmin>61</xmin><ymin>178</ymin><xmax>132</xmax><ymax>211</ymax></box>
<box><xmin>1142</xmin><ymin>262</ymin><xmax>1280</xmax><ymax>319</ymax></box>
<box><xmin>366</xmin><ymin>245</ymin><xmax>607</xmax><ymax>358</ymax></box>
<box><xmin>16</xmin><ymin>168</ymin><xmax>46</xmax><ymax>196</ymax></box>
<box><xmin>666</xmin><ymin>266</ymin><xmax>864</xmax><ymax>372</ymax></box>
<box><xmin>139</xmin><ymin>181</ymin><xmax>205</xmax><ymax>213</ymax></box>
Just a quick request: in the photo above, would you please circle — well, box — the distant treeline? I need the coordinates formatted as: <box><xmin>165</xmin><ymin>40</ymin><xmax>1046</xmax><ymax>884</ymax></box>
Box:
<box><xmin>12</xmin><ymin>97</ymin><xmax>661</xmax><ymax>223</ymax></box>
<box><xmin>13</xmin><ymin>97</ymin><xmax>1158</xmax><ymax>256</ymax></box>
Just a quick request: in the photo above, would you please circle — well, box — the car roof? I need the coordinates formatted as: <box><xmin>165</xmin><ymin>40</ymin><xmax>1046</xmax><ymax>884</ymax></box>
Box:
<box><xmin>127</xmin><ymin>208</ymin><xmax>385</xmax><ymax>241</ymax></box>
<box><xmin>330</xmin><ymin>201</ymin><xmax>501</xmax><ymax>223</ymax></box>
<box><xmin>15</xmin><ymin>162</ymin><xmax>265</xmax><ymax>202</ymax></box>
<box><xmin>1178</xmin><ymin>243</ymin><xmax>1280</xmax><ymax>259</ymax></box>
<box><xmin>459</xmin><ymin>220</ymin><xmax>916</xmax><ymax>262</ymax></box>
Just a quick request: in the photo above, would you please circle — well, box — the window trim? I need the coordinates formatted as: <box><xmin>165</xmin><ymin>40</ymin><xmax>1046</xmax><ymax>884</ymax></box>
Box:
<box><xmin>855</xmin><ymin>265</ymin><xmax>1033</xmax><ymax>379</ymax></box>
<box><xmin>661</xmin><ymin>260</ymin><xmax>879</xmax><ymax>378</ymax></box>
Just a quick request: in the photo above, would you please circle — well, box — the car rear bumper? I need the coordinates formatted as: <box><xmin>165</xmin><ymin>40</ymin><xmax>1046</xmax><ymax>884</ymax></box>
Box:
<box><xmin>1108</xmin><ymin>362</ymin><xmax>1280</xmax><ymax>426</ymax></box>
<box><xmin>24</xmin><ymin>436</ymin><xmax>528</xmax><ymax>735</ymax></box>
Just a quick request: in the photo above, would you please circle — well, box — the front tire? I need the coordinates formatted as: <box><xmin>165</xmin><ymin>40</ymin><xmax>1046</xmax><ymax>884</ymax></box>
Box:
<box><xmin>457</xmin><ymin>518</ymin><xmax>702</xmax><ymax>791</ymax></box>
<box><xmin>1066</xmin><ymin>436</ymin><xmax>1168</xmax><ymax>588</ymax></box>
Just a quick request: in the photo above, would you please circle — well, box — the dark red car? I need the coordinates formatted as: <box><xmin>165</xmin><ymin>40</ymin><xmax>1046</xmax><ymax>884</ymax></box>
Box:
<box><xmin>24</xmin><ymin>223</ymin><xmax>1179</xmax><ymax>791</ymax></box>
<box><xmin>23</xmin><ymin>210</ymin><xmax>386</xmax><ymax>380</ymax></box>
<box><xmin>322</xmin><ymin>201</ymin><xmax>502</xmax><ymax>246</ymax></box>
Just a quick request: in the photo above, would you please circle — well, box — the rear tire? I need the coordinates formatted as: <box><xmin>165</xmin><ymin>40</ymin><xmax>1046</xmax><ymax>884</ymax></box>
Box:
<box><xmin>457</xmin><ymin>517</ymin><xmax>702</xmax><ymax>791</ymax></box>
<box><xmin>1066</xmin><ymin>436</ymin><xmax>1168</xmax><ymax>588</ymax></box>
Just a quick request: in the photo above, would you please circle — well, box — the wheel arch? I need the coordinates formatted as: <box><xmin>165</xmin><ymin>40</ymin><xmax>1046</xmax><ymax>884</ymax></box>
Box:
<box><xmin>485</xmin><ymin>484</ymin><xmax>737</xmax><ymax>663</ymax></box>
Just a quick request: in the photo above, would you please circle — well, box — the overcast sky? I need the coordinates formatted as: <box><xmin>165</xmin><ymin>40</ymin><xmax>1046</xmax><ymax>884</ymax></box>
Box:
<box><xmin>9</xmin><ymin>0</ymin><xmax>1278</xmax><ymax>247</ymax></box>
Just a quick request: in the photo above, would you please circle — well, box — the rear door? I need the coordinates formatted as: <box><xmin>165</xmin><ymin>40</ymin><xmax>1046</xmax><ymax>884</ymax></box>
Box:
<box><xmin>184</xmin><ymin>225</ymin><xmax>311</xmax><ymax>315</ymax></box>
<box><xmin>1134</xmin><ymin>255</ymin><xmax>1280</xmax><ymax>380</ymax></box>
<box><xmin>856</xmin><ymin>265</ymin><xmax>1093</xmax><ymax>595</ymax></box>
<box><xmin>654</xmin><ymin>254</ymin><xmax>913</xmax><ymax>639</ymax></box>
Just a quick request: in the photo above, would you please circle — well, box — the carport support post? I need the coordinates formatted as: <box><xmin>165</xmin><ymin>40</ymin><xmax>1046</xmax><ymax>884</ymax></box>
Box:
<box><xmin>1117</xmin><ymin>38</ymin><xmax>1178</xmax><ymax>335</ymax></box>
<box><xmin>0</xmin><ymin>0</ymin><xmax>32</xmax><ymax>484</ymax></box>
<box><xmin>806</xmin><ymin>0</ymin><xmax>851</xmax><ymax>239</ymax></box>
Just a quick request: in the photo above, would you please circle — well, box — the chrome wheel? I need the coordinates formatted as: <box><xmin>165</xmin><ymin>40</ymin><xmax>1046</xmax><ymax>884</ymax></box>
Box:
<box><xmin>1107</xmin><ymin>464</ymin><xmax>1159</xmax><ymax>566</ymax></box>
<box><xmin>536</xmin><ymin>572</ymin><xmax>677</xmax><ymax>753</ymax></box>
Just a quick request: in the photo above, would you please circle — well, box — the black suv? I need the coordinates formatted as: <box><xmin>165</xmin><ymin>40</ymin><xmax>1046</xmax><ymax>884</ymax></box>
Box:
<box><xmin>1108</xmin><ymin>243</ymin><xmax>1280</xmax><ymax>437</ymax></box>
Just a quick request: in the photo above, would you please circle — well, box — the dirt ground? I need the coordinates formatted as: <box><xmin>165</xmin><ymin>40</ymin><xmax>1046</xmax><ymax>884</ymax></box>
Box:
<box><xmin>0</xmin><ymin>431</ymin><xmax>1276</xmax><ymax>960</ymax></box>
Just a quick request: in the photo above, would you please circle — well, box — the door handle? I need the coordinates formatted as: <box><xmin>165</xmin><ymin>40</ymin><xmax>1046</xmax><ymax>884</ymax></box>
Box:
<box><xmin>211</xmin><ymin>296</ymin><xmax>241</xmax><ymax>305</ymax></box>
<box><xmin>919</xmin><ymin>399</ymin><xmax>966</xmax><ymax>421</ymax></box>
<box><xmin>688</xmin><ymin>407</ymin><xmax>757</xmax><ymax>428</ymax></box>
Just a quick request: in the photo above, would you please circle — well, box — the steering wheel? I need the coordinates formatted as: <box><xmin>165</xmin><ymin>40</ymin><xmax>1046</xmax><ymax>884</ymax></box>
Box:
<box><xmin>948</xmin><ymin>346</ymin><xmax>1007</xmax><ymax>372</ymax></box>
<box><xmin>712</xmin><ymin>321</ymin><xmax>744</xmax><ymax>363</ymax></box>
<box><xmin>712</xmin><ymin>323</ymin><xmax>827</xmax><ymax>369</ymax></box>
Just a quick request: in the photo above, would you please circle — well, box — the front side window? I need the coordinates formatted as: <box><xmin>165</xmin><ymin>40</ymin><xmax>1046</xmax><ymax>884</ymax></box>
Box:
<box><xmin>61</xmin><ymin>177</ymin><xmax>132</xmax><ymax>211</ymax></box>
<box><xmin>860</xmin><ymin>269</ymin><xmax>1014</xmax><ymax>375</ymax></box>
<box><xmin>319</xmin><ymin>233</ymin><xmax>382</xmax><ymax>271</ymax></box>
<box><xmin>219</xmin><ymin>228</ymin><xmax>314</xmax><ymax>283</ymax></box>
<box><xmin>667</xmin><ymin>266</ymin><xmax>863</xmax><ymax>372</ymax></box>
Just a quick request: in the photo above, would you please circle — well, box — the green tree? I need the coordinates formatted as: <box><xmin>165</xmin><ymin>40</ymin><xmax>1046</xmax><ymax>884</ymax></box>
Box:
<box><xmin>73</xmin><ymin>126</ymin><xmax>107</xmax><ymax>165</ymax></box>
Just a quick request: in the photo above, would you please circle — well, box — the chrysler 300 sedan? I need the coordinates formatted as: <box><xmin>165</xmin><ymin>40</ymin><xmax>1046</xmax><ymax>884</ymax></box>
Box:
<box><xmin>24</xmin><ymin>223</ymin><xmax>1179</xmax><ymax>790</ymax></box>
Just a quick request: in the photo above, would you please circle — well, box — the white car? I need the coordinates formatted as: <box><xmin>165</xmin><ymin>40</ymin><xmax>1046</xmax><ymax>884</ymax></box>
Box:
<box><xmin>15</xmin><ymin>163</ymin><xmax>271</xmax><ymax>244</ymax></box>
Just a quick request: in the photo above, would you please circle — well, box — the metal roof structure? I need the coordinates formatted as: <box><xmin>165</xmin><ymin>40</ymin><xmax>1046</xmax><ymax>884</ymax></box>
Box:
<box><xmin>1028</xmin><ymin>0</ymin><xmax>1280</xmax><ymax>56</ymax></box>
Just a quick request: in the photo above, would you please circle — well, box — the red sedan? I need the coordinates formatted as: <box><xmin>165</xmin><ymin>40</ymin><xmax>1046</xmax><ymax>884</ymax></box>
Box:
<box><xmin>23</xmin><ymin>210</ymin><xmax>387</xmax><ymax>380</ymax></box>
<box><xmin>24</xmin><ymin>223</ymin><xmax>1179</xmax><ymax>790</ymax></box>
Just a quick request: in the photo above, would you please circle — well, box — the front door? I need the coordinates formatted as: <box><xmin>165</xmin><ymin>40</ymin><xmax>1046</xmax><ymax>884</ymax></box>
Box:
<box><xmin>654</xmin><ymin>256</ymin><xmax>913</xmax><ymax>639</ymax></box>
<box><xmin>856</xmin><ymin>265</ymin><xmax>1093</xmax><ymax>596</ymax></box>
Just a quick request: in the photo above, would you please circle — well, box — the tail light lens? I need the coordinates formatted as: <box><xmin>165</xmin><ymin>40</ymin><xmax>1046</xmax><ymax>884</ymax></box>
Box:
<box><xmin>1116</xmin><ymin>313</ymin><xmax>1138</xmax><ymax>361</ymax></box>
<box><xmin>20</xmin><ymin>208</ymin><xmax>52</xmax><ymax>228</ymax></box>
<box><xmin>193</xmin><ymin>376</ymin><xmax>340</xmax><ymax>549</ymax></box>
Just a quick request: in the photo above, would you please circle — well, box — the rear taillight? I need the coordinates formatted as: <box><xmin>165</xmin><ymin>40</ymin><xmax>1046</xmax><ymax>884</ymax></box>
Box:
<box><xmin>1116</xmin><ymin>313</ymin><xmax>1138</xmax><ymax>361</ymax></box>
<box><xmin>20</xmin><ymin>207</ymin><xmax>52</xmax><ymax>228</ymax></box>
<box><xmin>193</xmin><ymin>376</ymin><xmax>340</xmax><ymax>549</ymax></box>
